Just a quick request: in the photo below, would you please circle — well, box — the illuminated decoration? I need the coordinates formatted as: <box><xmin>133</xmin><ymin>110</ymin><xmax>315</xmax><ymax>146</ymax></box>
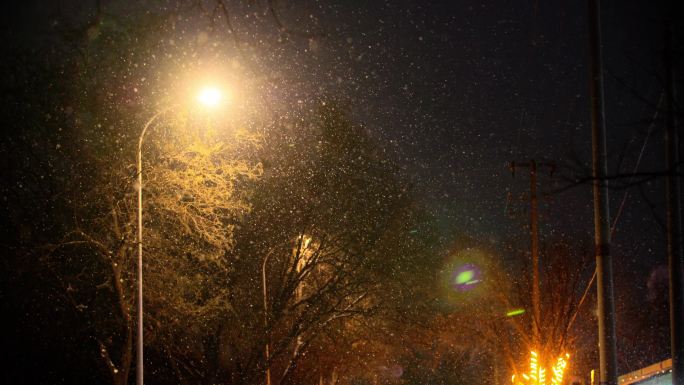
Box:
<box><xmin>551</xmin><ymin>353</ymin><xmax>569</xmax><ymax>385</ymax></box>
<box><xmin>450</xmin><ymin>263</ymin><xmax>481</xmax><ymax>291</ymax></box>
<box><xmin>506</xmin><ymin>308</ymin><xmax>526</xmax><ymax>317</ymax></box>
<box><xmin>513</xmin><ymin>351</ymin><xmax>570</xmax><ymax>385</ymax></box>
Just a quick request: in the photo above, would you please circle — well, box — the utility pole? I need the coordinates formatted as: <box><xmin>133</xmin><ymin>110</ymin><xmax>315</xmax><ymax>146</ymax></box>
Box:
<box><xmin>587</xmin><ymin>1</ymin><xmax>618</xmax><ymax>384</ymax></box>
<box><xmin>530</xmin><ymin>160</ymin><xmax>540</xmax><ymax>349</ymax></box>
<box><xmin>509</xmin><ymin>159</ymin><xmax>555</xmax><ymax>348</ymax></box>
<box><xmin>664</xmin><ymin>22</ymin><xmax>684</xmax><ymax>385</ymax></box>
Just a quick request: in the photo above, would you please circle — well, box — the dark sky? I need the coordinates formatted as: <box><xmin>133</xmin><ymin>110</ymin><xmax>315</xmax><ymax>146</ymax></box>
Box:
<box><xmin>2</xmin><ymin>0</ymin><xmax>678</xmax><ymax>376</ymax></box>
<box><xmin>352</xmin><ymin>1</ymin><xmax>672</xmax><ymax>369</ymax></box>
<box><xmin>300</xmin><ymin>0</ymin><xmax>673</xmax><ymax>368</ymax></box>
<box><xmin>2</xmin><ymin>1</ymin><xmax>667</xmax><ymax>246</ymax></box>
<box><xmin>286</xmin><ymin>0</ymin><xmax>671</xmax><ymax>329</ymax></box>
<box><xmin>253</xmin><ymin>0</ymin><xmax>668</xmax><ymax>252</ymax></box>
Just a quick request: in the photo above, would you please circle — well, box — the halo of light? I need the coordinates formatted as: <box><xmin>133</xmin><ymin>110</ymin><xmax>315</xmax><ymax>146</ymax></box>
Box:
<box><xmin>438</xmin><ymin>247</ymin><xmax>495</xmax><ymax>308</ymax></box>
<box><xmin>197</xmin><ymin>86</ymin><xmax>223</xmax><ymax>107</ymax></box>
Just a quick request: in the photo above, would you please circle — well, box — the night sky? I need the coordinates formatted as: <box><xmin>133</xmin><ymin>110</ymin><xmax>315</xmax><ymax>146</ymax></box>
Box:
<box><xmin>1</xmin><ymin>0</ymin><xmax>680</xmax><ymax>383</ymax></box>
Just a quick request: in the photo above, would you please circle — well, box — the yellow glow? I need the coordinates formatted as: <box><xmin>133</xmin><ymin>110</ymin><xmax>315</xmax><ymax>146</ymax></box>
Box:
<box><xmin>514</xmin><ymin>351</ymin><xmax>570</xmax><ymax>385</ymax></box>
<box><xmin>551</xmin><ymin>354</ymin><xmax>569</xmax><ymax>385</ymax></box>
<box><xmin>530</xmin><ymin>351</ymin><xmax>539</xmax><ymax>383</ymax></box>
<box><xmin>197</xmin><ymin>86</ymin><xmax>223</xmax><ymax>107</ymax></box>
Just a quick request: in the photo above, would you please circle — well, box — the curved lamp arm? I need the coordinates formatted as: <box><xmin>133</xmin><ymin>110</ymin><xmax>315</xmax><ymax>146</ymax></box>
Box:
<box><xmin>135</xmin><ymin>104</ymin><xmax>175</xmax><ymax>385</ymax></box>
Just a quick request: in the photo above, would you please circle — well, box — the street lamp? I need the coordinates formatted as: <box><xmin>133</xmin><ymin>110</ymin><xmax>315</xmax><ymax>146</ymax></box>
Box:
<box><xmin>197</xmin><ymin>86</ymin><xmax>223</xmax><ymax>107</ymax></box>
<box><xmin>136</xmin><ymin>86</ymin><xmax>223</xmax><ymax>385</ymax></box>
<box><xmin>261</xmin><ymin>234</ymin><xmax>313</xmax><ymax>385</ymax></box>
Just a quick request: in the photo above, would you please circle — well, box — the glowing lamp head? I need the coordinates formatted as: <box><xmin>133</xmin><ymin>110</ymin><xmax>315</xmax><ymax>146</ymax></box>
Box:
<box><xmin>197</xmin><ymin>86</ymin><xmax>223</xmax><ymax>107</ymax></box>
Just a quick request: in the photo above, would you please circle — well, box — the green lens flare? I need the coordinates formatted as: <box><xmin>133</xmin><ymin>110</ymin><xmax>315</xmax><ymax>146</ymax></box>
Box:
<box><xmin>455</xmin><ymin>270</ymin><xmax>475</xmax><ymax>285</ymax></box>
<box><xmin>506</xmin><ymin>308</ymin><xmax>526</xmax><ymax>317</ymax></box>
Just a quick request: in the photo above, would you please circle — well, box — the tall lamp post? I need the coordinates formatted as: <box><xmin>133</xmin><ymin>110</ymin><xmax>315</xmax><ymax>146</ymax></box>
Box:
<box><xmin>261</xmin><ymin>234</ymin><xmax>312</xmax><ymax>385</ymax></box>
<box><xmin>136</xmin><ymin>86</ymin><xmax>223</xmax><ymax>385</ymax></box>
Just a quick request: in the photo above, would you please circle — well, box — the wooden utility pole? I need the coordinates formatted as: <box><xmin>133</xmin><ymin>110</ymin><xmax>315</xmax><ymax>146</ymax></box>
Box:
<box><xmin>509</xmin><ymin>159</ymin><xmax>555</xmax><ymax>348</ymax></box>
<box><xmin>664</xmin><ymin>23</ymin><xmax>684</xmax><ymax>385</ymax></box>
<box><xmin>587</xmin><ymin>1</ymin><xmax>618</xmax><ymax>384</ymax></box>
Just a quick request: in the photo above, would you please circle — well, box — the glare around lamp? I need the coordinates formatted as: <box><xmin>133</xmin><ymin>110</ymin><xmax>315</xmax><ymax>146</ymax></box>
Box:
<box><xmin>197</xmin><ymin>86</ymin><xmax>223</xmax><ymax>107</ymax></box>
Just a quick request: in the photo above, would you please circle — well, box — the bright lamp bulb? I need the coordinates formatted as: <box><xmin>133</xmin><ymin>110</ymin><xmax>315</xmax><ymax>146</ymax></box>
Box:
<box><xmin>197</xmin><ymin>87</ymin><xmax>222</xmax><ymax>107</ymax></box>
